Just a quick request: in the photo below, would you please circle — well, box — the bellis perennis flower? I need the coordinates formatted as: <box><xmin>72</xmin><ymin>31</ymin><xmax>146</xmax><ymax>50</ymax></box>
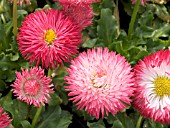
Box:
<box><xmin>62</xmin><ymin>3</ymin><xmax>94</xmax><ymax>30</ymax></box>
<box><xmin>0</xmin><ymin>107</ymin><xmax>12</xmax><ymax>128</ymax></box>
<box><xmin>11</xmin><ymin>67</ymin><xmax>54</xmax><ymax>107</ymax></box>
<box><xmin>17</xmin><ymin>9</ymin><xmax>82</xmax><ymax>69</ymax></box>
<box><xmin>65</xmin><ymin>47</ymin><xmax>134</xmax><ymax>119</ymax></box>
<box><xmin>133</xmin><ymin>49</ymin><xmax>170</xmax><ymax>124</ymax></box>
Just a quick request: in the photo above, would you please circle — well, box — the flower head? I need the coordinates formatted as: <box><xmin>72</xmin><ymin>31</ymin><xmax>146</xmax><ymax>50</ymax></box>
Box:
<box><xmin>54</xmin><ymin>0</ymin><xmax>100</xmax><ymax>5</ymax></box>
<box><xmin>0</xmin><ymin>107</ymin><xmax>12</xmax><ymax>128</ymax></box>
<box><xmin>11</xmin><ymin>67</ymin><xmax>54</xmax><ymax>107</ymax></box>
<box><xmin>132</xmin><ymin>0</ymin><xmax>149</xmax><ymax>6</ymax></box>
<box><xmin>133</xmin><ymin>49</ymin><xmax>170</xmax><ymax>124</ymax></box>
<box><xmin>9</xmin><ymin>0</ymin><xmax>31</xmax><ymax>7</ymax></box>
<box><xmin>65</xmin><ymin>47</ymin><xmax>134</xmax><ymax>119</ymax></box>
<box><xmin>17</xmin><ymin>9</ymin><xmax>82</xmax><ymax>69</ymax></box>
<box><xmin>62</xmin><ymin>3</ymin><xmax>94</xmax><ymax>30</ymax></box>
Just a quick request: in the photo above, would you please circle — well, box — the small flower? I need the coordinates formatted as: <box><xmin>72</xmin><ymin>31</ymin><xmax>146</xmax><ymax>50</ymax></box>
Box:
<box><xmin>65</xmin><ymin>47</ymin><xmax>134</xmax><ymax>119</ymax></box>
<box><xmin>133</xmin><ymin>49</ymin><xmax>170</xmax><ymax>124</ymax></box>
<box><xmin>132</xmin><ymin>0</ymin><xmax>149</xmax><ymax>6</ymax></box>
<box><xmin>0</xmin><ymin>107</ymin><xmax>12</xmax><ymax>128</ymax></box>
<box><xmin>17</xmin><ymin>9</ymin><xmax>82</xmax><ymax>69</ymax></box>
<box><xmin>9</xmin><ymin>0</ymin><xmax>31</xmax><ymax>7</ymax></box>
<box><xmin>62</xmin><ymin>3</ymin><xmax>94</xmax><ymax>30</ymax></box>
<box><xmin>11</xmin><ymin>67</ymin><xmax>54</xmax><ymax>107</ymax></box>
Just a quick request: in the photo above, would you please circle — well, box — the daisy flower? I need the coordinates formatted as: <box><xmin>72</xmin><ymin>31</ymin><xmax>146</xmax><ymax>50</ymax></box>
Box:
<box><xmin>133</xmin><ymin>49</ymin><xmax>170</xmax><ymax>124</ymax></box>
<box><xmin>65</xmin><ymin>47</ymin><xmax>134</xmax><ymax>119</ymax></box>
<box><xmin>0</xmin><ymin>107</ymin><xmax>12</xmax><ymax>128</ymax></box>
<box><xmin>62</xmin><ymin>3</ymin><xmax>94</xmax><ymax>30</ymax></box>
<box><xmin>17</xmin><ymin>9</ymin><xmax>82</xmax><ymax>69</ymax></box>
<box><xmin>11</xmin><ymin>67</ymin><xmax>54</xmax><ymax>107</ymax></box>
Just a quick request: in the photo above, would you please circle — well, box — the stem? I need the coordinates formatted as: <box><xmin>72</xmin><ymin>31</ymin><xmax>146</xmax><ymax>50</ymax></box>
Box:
<box><xmin>31</xmin><ymin>105</ymin><xmax>43</xmax><ymax>128</ymax></box>
<box><xmin>48</xmin><ymin>68</ymin><xmax>52</xmax><ymax>77</ymax></box>
<box><xmin>128</xmin><ymin>0</ymin><xmax>140</xmax><ymax>39</ymax></box>
<box><xmin>136</xmin><ymin>115</ymin><xmax>143</xmax><ymax>128</ymax></box>
<box><xmin>13</xmin><ymin>0</ymin><xmax>18</xmax><ymax>36</ymax></box>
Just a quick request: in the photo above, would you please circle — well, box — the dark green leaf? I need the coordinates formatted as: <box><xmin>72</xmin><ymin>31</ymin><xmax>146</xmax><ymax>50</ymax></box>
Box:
<box><xmin>97</xmin><ymin>8</ymin><xmax>118</xmax><ymax>46</ymax></box>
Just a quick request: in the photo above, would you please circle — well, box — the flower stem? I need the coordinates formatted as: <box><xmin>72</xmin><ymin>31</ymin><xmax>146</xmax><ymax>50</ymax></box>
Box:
<box><xmin>128</xmin><ymin>0</ymin><xmax>140</xmax><ymax>39</ymax></box>
<box><xmin>136</xmin><ymin>115</ymin><xmax>143</xmax><ymax>128</ymax></box>
<box><xmin>13</xmin><ymin>0</ymin><xmax>18</xmax><ymax>36</ymax></box>
<box><xmin>31</xmin><ymin>104</ymin><xmax>43</xmax><ymax>128</ymax></box>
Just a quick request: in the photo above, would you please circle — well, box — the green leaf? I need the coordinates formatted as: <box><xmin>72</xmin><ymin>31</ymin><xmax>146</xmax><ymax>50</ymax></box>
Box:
<box><xmin>82</xmin><ymin>39</ymin><xmax>97</xmax><ymax>48</ymax></box>
<box><xmin>12</xmin><ymin>100</ymin><xmax>29</xmax><ymax>127</ymax></box>
<box><xmin>87</xmin><ymin>119</ymin><xmax>105</xmax><ymax>128</ymax></box>
<box><xmin>20</xmin><ymin>120</ymin><xmax>31</xmax><ymax>128</ymax></box>
<box><xmin>112</xmin><ymin>120</ymin><xmax>124</xmax><ymax>128</ymax></box>
<box><xmin>37</xmin><ymin>105</ymin><xmax>72</xmax><ymax>128</ymax></box>
<box><xmin>0</xmin><ymin>52</ymin><xmax>19</xmax><ymax>70</ymax></box>
<box><xmin>97</xmin><ymin>8</ymin><xmax>118</xmax><ymax>46</ymax></box>
<box><xmin>48</xmin><ymin>93</ymin><xmax>62</xmax><ymax>106</ymax></box>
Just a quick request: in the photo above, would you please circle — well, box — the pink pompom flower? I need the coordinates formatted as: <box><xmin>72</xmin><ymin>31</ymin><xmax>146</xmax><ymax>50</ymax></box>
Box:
<box><xmin>11</xmin><ymin>67</ymin><xmax>54</xmax><ymax>107</ymax></box>
<box><xmin>133</xmin><ymin>49</ymin><xmax>170</xmax><ymax>124</ymax></box>
<box><xmin>17</xmin><ymin>9</ymin><xmax>82</xmax><ymax>69</ymax></box>
<box><xmin>0</xmin><ymin>107</ymin><xmax>12</xmax><ymax>128</ymax></box>
<box><xmin>65</xmin><ymin>47</ymin><xmax>134</xmax><ymax>119</ymax></box>
<box><xmin>62</xmin><ymin>3</ymin><xmax>94</xmax><ymax>30</ymax></box>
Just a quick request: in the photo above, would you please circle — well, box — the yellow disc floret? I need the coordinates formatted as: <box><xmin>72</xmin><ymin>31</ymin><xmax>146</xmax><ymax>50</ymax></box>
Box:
<box><xmin>154</xmin><ymin>76</ymin><xmax>170</xmax><ymax>97</ymax></box>
<box><xmin>44</xmin><ymin>29</ymin><xmax>56</xmax><ymax>45</ymax></box>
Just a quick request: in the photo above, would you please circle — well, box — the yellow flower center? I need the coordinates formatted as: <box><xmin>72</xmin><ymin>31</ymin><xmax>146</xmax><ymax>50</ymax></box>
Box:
<box><xmin>154</xmin><ymin>76</ymin><xmax>170</xmax><ymax>97</ymax></box>
<box><xmin>44</xmin><ymin>29</ymin><xmax>56</xmax><ymax>45</ymax></box>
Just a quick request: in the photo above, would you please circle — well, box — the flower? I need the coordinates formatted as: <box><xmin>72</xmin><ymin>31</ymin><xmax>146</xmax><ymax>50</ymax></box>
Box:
<box><xmin>65</xmin><ymin>47</ymin><xmax>134</xmax><ymax>119</ymax></box>
<box><xmin>54</xmin><ymin>0</ymin><xmax>100</xmax><ymax>5</ymax></box>
<box><xmin>0</xmin><ymin>107</ymin><xmax>12</xmax><ymax>128</ymax></box>
<box><xmin>133</xmin><ymin>49</ymin><xmax>170</xmax><ymax>124</ymax></box>
<box><xmin>11</xmin><ymin>67</ymin><xmax>54</xmax><ymax>107</ymax></box>
<box><xmin>62</xmin><ymin>3</ymin><xmax>94</xmax><ymax>30</ymax></box>
<box><xmin>132</xmin><ymin>0</ymin><xmax>149</xmax><ymax>6</ymax></box>
<box><xmin>17</xmin><ymin>9</ymin><xmax>82</xmax><ymax>69</ymax></box>
<box><xmin>9</xmin><ymin>0</ymin><xmax>31</xmax><ymax>7</ymax></box>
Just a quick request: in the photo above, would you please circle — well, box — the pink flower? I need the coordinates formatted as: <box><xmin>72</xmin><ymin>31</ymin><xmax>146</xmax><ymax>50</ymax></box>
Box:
<box><xmin>11</xmin><ymin>67</ymin><xmax>54</xmax><ymax>107</ymax></box>
<box><xmin>17</xmin><ymin>9</ymin><xmax>82</xmax><ymax>69</ymax></box>
<box><xmin>0</xmin><ymin>107</ymin><xmax>12</xmax><ymax>128</ymax></box>
<box><xmin>132</xmin><ymin>0</ymin><xmax>149</xmax><ymax>6</ymax></box>
<box><xmin>65</xmin><ymin>47</ymin><xmax>134</xmax><ymax>119</ymax></box>
<box><xmin>133</xmin><ymin>49</ymin><xmax>170</xmax><ymax>124</ymax></box>
<box><xmin>54</xmin><ymin>0</ymin><xmax>100</xmax><ymax>5</ymax></box>
<box><xmin>62</xmin><ymin>3</ymin><xmax>94</xmax><ymax>30</ymax></box>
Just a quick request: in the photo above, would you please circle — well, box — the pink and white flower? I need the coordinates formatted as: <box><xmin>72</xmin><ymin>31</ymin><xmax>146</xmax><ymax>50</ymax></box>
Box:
<box><xmin>65</xmin><ymin>47</ymin><xmax>134</xmax><ymax>119</ymax></box>
<box><xmin>11</xmin><ymin>67</ymin><xmax>54</xmax><ymax>107</ymax></box>
<box><xmin>133</xmin><ymin>49</ymin><xmax>170</xmax><ymax>124</ymax></box>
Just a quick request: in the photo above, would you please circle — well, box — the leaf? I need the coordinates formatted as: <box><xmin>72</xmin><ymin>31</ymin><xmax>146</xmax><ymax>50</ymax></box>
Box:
<box><xmin>37</xmin><ymin>105</ymin><xmax>72</xmax><ymax>128</ymax></box>
<box><xmin>82</xmin><ymin>39</ymin><xmax>97</xmax><ymax>48</ymax></box>
<box><xmin>20</xmin><ymin>120</ymin><xmax>31</xmax><ymax>128</ymax></box>
<box><xmin>0</xmin><ymin>52</ymin><xmax>19</xmax><ymax>70</ymax></box>
<box><xmin>97</xmin><ymin>8</ymin><xmax>118</xmax><ymax>46</ymax></box>
<box><xmin>87</xmin><ymin>119</ymin><xmax>105</xmax><ymax>128</ymax></box>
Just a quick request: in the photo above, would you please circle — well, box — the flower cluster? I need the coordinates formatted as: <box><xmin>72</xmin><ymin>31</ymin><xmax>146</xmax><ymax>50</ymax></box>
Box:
<box><xmin>9</xmin><ymin>0</ymin><xmax>163</xmax><ymax>126</ymax></box>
